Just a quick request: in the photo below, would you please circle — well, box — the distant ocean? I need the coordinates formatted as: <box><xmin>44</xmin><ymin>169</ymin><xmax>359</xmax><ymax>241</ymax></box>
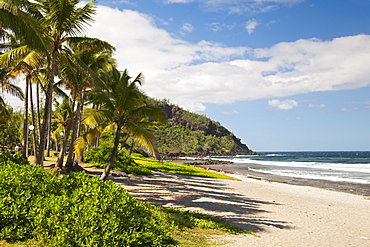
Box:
<box><xmin>204</xmin><ymin>151</ymin><xmax>370</xmax><ymax>196</ymax></box>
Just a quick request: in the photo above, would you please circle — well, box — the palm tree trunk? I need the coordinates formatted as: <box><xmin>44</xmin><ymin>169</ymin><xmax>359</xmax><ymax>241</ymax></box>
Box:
<box><xmin>46</xmin><ymin>114</ymin><xmax>52</xmax><ymax>157</ymax></box>
<box><xmin>100</xmin><ymin>126</ymin><xmax>121</xmax><ymax>180</ymax></box>
<box><xmin>36</xmin><ymin>81</ymin><xmax>41</xmax><ymax>141</ymax></box>
<box><xmin>36</xmin><ymin>47</ymin><xmax>57</xmax><ymax>166</ymax></box>
<box><xmin>56</xmin><ymin>122</ymin><xmax>72</xmax><ymax>168</ymax></box>
<box><xmin>65</xmin><ymin>101</ymin><xmax>82</xmax><ymax>168</ymax></box>
<box><xmin>22</xmin><ymin>75</ymin><xmax>29</xmax><ymax>159</ymax></box>
<box><xmin>56</xmin><ymin>98</ymin><xmax>75</xmax><ymax>168</ymax></box>
<box><xmin>29</xmin><ymin>80</ymin><xmax>38</xmax><ymax>158</ymax></box>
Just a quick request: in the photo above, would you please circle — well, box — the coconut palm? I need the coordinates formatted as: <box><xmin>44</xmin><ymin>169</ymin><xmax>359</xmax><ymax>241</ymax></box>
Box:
<box><xmin>54</xmin><ymin>38</ymin><xmax>116</xmax><ymax>169</ymax></box>
<box><xmin>83</xmin><ymin>68</ymin><xmax>167</xmax><ymax>180</ymax></box>
<box><xmin>0</xmin><ymin>43</ymin><xmax>46</xmax><ymax>158</ymax></box>
<box><xmin>0</xmin><ymin>0</ymin><xmax>50</xmax><ymax>54</ymax></box>
<box><xmin>30</xmin><ymin>0</ymin><xmax>97</xmax><ymax>165</ymax></box>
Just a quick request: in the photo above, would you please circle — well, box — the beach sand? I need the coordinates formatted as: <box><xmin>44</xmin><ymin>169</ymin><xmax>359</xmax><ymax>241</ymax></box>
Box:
<box><xmin>112</xmin><ymin>172</ymin><xmax>370</xmax><ymax>246</ymax></box>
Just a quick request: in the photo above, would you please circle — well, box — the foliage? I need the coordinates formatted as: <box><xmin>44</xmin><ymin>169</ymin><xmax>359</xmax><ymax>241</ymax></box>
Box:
<box><xmin>84</xmin><ymin>146</ymin><xmax>153</xmax><ymax>175</ymax></box>
<box><xmin>0</xmin><ymin>158</ymin><xmax>175</xmax><ymax>246</ymax></box>
<box><xmin>132</xmin><ymin>154</ymin><xmax>239</xmax><ymax>180</ymax></box>
<box><xmin>146</xmin><ymin>98</ymin><xmax>250</xmax><ymax>157</ymax></box>
<box><xmin>0</xmin><ymin>107</ymin><xmax>23</xmax><ymax>148</ymax></box>
<box><xmin>155</xmin><ymin>125</ymin><xmax>238</xmax><ymax>155</ymax></box>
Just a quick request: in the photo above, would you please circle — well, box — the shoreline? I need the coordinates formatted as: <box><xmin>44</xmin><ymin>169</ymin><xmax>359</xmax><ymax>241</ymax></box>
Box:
<box><xmin>195</xmin><ymin>163</ymin><xmax>370</xmax><ymax>198</ymax></box>
<box><xmin>168</xmin><ymin>156</ymin><xmax>370</xmax><ymax>198</ymax></box>
<box><xmin>115</xmin><ymin>171</ymin><xmax>370</xmax><ymax>247</ymax></box>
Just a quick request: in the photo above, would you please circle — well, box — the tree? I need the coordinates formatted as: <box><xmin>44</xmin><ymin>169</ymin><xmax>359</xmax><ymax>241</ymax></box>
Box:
<box><xmin>83</xmin><ymin>68</ymin><xmax>167</xmax><ymax>180</ymax></box>
<box><xmin>60</xmin><ymin>37</ymin><xmax>116</xmax><ymax>169</ymax></box>
<box><xmin>0</xmin><ymin>0</ymin><xmax>50</xmax><ymax>54</ymax></box>
<box><xmin>33</xmin><ymin>0</ymin><xmax>96</xmax><ymax>166</ymax></box>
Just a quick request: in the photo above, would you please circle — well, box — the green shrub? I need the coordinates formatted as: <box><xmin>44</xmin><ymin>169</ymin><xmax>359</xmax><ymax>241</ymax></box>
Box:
<box><xmin>0</xmin><ymin>151</ymin><xmax>29</xmax><ymax>166</ymax></box>
<box><xmin>85</xmin><ymin>146</ymin><xmax>153</xmax><ymax>175</ymax></box>
<box><xmin>0</xmin><ymin>159</ymin><xmax>175</xmax><ymax>246</ymax></box>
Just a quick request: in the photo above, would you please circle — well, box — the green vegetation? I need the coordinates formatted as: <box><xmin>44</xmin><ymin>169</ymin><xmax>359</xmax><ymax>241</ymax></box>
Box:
<box><xmin>148</xmin><ymin>99</ymin><xmax>253</xmax><ymax>157</ymax></box>
<box><xmin>0</xmin><ymin>152</ymin><xmax>174</xmax><ymax>246</ymax></box>
<box><xmin>85</xmin><ymin>146</ymin><xmax>153</xmax><ymax>175</ymax></box>
<box><xmin>0</xmin><ymin>152</ymin><xmax>252</xmax><ymax>246</ymax></box>
<box><xmin>132</xmin><ymin>154</ymin><xmax>239</xmax><ymax>180</ymax></box>
<box><xmin>83</xmin><ymin>147</ymin><xmax>238</xmax><ymax>180</ymax></box>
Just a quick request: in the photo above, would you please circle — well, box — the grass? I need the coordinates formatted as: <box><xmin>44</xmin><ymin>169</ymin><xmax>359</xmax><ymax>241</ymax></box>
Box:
<box><xmin>158</xmin><ymin>206</ymin><xmax>255</xmax><ymax>246</ymax></box>
<box><xmin>8</xmin><ymin>153</ymin><xmax>252</xmax><ymax>246</ymax></box>
<box><xmin>132</xmin><ymin>154</ymin><xmax>239</xmax><ymax>180</ymax></box>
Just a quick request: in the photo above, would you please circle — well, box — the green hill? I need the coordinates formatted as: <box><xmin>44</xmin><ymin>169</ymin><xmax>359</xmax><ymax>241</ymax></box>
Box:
<box><xmin>150</xmin><ymin>99</ymin><xmax>256</xmax><ymax>158</ymax></box>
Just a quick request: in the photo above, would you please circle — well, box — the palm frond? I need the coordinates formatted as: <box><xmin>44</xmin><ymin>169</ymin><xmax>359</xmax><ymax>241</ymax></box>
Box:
<box><xmin>82</xmin><ymin>107</ymin><xmax>113</xmax><ymax>127</ymax></box>
<box><xmin>2</xmin><ymin>83</ymin><xmax>24</xmax><ymax>100</ymax></box>
<box><xmin>0</xmin><ymin>0</ymin><xmax>50</xmax><ymax>55</ymax></box>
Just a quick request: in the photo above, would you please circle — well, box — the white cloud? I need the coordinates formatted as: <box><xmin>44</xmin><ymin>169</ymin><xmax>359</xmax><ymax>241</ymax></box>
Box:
<box><xmin>5</xmin><ymin>5</ymin><xmax>370</xmax><ymax>112</ymax></box>
<box><xmin>245</xmin><ymin>19</ymin><xmax>259</xmax><ymax>35</ymax></box>
<box><xmin>181</xmin><ymin>23</ymin><xmax>195</xmax><ymax>33</ymax></box>
<box><xmin>341</xmin><ymin>108</ymin><xmax>360</xmax><ymax>112</ymax></box>
<box><xmin>268</xmin><ymin>99</ymin><xmax>298</xmax><ymax>110</ymax></box>
<box><xmin>207</xmin><ymin>22</ymin><xmax>236</xmax><ymax>32</ymax></box>
<box><xmin>222</xmin><ymin>110</ymin><xmax>239</xmax><ymax>114</ymax></box>
<box><xmin>308</xmin><ymin>103</ymin><xmax>325</xmax><ymax>108</ymax></box>
<box><xmin>81</xmin><ymin>6</ymin><xmax>370</xmax><ymax>112</ymax></box>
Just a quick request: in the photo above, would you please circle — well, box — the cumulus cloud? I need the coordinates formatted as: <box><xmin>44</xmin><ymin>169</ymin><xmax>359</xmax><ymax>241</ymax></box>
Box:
<box><xmin>83</xmin><ymin>5</ymin><xmax>370</xmax><ymax>112</ymax></box>
<box><xmin>245</xmin><ymin>19</ymin><xmax>259</xmax><ymax>34</ymax></box>
<box><xmin>268</xmin><ymin>99</ymin><xmax>298</xmax><ymax>110</ymax></box>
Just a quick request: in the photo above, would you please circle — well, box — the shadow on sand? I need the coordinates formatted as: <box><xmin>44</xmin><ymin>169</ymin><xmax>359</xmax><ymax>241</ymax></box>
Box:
<box><xmin>109</xmin><ymin>172</ymin><xmax>293</xmax><ymax>233</ymax></box>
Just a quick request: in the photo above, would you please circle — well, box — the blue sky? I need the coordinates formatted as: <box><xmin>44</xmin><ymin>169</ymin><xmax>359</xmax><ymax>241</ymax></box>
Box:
<box><xmin>5</xmin><ymin>0</ymin><xmax>370</xmax><ymax>151</ymax></box>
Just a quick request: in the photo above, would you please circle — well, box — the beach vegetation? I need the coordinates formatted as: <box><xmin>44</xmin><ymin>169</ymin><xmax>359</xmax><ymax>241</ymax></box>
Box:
<box><xmin>84</xmin><ymin>146</ymin><xmax>153</xmax><ymax>175</ymax></box>
<box><xmin>0</xmin><ymin>152</ymin><xmax>253</xmax><ymax>246</ymax></box>
<box><xmin>81</xmin><ymin>67</ymin><xmax>167</xmax><ymax>180</ymax></box>
<box><xmin>132</xmin><ymin>153</ymin><xmax>239</xmax><ymax>180</ymax></box>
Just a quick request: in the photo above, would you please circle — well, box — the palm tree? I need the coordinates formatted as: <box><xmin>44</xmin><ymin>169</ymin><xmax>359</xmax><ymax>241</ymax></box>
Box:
<box><xmin>31</xmin><ymin>0</ymin><xmax>96</xmax><ymax>166</ymax></box>
<box><xmin>0</xmin><ymin>0</ymin><xmax>50</xmax><ymax>54</ymax></box>
<box><xmin>83</xmin><ymin>68</ymin><xmax>167</xmax><ymax>180</ymax></box>
<box><xmin>1</xmin><ymin>0</ymin><xmax>49</xmax><ymax>158</ymax></box>
<box><xmin>1</xmin><ymin>0</ymin><xmax>96</xmax><ymax>165</ymax></box>
<box><xmin>0</xmin><ymin>43</ymin><xmax>46</xmax><ymax>157</ymax></box>
<box><xmin>57</xmin><ymin>37</ymin><xmax>116</xmax><ymax>169</ymax></box>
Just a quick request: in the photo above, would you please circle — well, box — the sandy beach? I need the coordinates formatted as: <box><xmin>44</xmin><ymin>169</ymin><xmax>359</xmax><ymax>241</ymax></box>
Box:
<box><xmin>113</xmin><ymin>172</ymin><xmax>370</xmax><ymax>246</ymax></box>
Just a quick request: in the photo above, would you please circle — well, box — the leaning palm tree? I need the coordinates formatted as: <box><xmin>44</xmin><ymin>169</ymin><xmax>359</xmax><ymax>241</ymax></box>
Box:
<box><xmin>83</xmin><ymin>68</ymin><xmax>167</xmax><ymax>180</ymax></box>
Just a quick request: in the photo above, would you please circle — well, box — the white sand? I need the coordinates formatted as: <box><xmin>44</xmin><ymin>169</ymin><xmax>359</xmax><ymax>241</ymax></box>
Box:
<box><xmin>113</xmin><ymin>172</ymin><xmax>370</xmax><ymax>247</ymax></box>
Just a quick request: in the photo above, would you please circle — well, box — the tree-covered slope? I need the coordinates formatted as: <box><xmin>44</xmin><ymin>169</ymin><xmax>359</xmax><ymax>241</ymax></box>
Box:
<box><xmin>150</xmin><ymin>99</ymin><xmax>256</xmax><ymax>158</ymax></box>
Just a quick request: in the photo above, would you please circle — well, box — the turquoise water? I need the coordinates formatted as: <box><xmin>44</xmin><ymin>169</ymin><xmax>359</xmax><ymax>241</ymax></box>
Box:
<box><xmin>209</xmin><ymin>151</ymin><xmax>370</xmax><ymax>185</ymax></box>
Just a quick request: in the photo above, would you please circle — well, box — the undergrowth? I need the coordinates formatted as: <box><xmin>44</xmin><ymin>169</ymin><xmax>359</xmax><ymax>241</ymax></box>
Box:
<box><xmin>0</xmin><ymin>152</ymin><xmax>253</xmax><ymax>246</ymax></box>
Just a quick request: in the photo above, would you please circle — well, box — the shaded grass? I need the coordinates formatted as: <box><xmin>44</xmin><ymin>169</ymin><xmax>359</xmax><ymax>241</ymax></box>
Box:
<box><xmin>132</xmin><ymin>154</ymin><xmax>239</xmax><ymax>180</ymax></box>
<box><xmin>156</xmin><ymin>206</ymin><xmax>256</xmax><ymax>246</ymax></box>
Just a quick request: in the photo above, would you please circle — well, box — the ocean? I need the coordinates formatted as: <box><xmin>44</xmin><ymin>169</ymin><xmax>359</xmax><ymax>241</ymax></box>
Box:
<box><xmin>204</xmin><ymin>151</ymin><xmax>370</xmax><ymax>196</ymax></box>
